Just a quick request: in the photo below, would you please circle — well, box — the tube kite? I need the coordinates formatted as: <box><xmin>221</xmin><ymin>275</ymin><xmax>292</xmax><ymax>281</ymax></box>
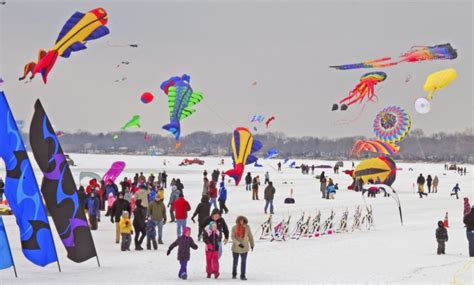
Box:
<box><xmin>352</xmin><ymin>139</ymin><xmax>400</xmax><ymax>157</ymax></box>
<box><xmin>32</xmin><ymin>8</ymin><xmax>109</xmax><ymax>83</ymax></box>
<box><xmin>265</xmin><ymin>116</ymin><xmax>275</xmax><ymax>128</ymax></box>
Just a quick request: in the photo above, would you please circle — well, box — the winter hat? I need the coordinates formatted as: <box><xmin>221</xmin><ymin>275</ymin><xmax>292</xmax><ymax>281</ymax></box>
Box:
<box><xmin>123</xmin><ymin>211</ymin><xmax>129</xmax><ymax>217</ymax></box>
<box><xmin>437</xmin><ymin>220</ymin><xmax>444</xmax><ymax>227</ymax></box>
<box><xmin>209</xmin><ymin>221</ymin><xmax>216</xmax><ymax>229</ymax></box>
<box><xmin>183</xmin><ymin>227</ymin><xmax>191</xmax><ymax>236</ymax></box>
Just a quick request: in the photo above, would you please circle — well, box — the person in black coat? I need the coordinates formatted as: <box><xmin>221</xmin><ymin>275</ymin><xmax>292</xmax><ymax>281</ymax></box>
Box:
<box><xmin>133</xmin><ymin>199</ymin><xmax>147</xmax><ymax>250</ymax></box>
<box><xmin>111</xmin><ymin>192</ymin><xmax>131</xmax><ymax>243</ymax></box>
<box><xmin>245</xmin><ymin>173</ymin><xmax>252</xmax><ymax>192</ymax></box>
<box><xmin>77</xmin><ymin>185</ymin><xmax>87</xmax><ymax>210</ymax></box>
<box><xmin>463</xmin><ymin>206</ymin><xmax>474</xmax><ymax>257</ymax></box>
<box><xmin>201</xmin><ymin>208</ymin><xmax>229</xmax><ymax>258</ymax></box>
<box><xmin>0</xmin><ymin>178</ymin><xmax>5</xmax><ymax>202</ymax></box>
<box><xmin>435</xmin><ymin>220</ymin><xmax>448</xmax><ymax>254</ymax></box>
<box><xmin>191</xmin><ymin>195</ymin><xmax>211</xmax><ymax>241</ymax></box>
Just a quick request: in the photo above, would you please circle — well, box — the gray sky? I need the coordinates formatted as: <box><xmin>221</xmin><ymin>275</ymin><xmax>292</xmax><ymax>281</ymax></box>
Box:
<box><xmin>0</xmin><ymin>0</ymin><xmax>472</xmax><ymax>138</ymax></box>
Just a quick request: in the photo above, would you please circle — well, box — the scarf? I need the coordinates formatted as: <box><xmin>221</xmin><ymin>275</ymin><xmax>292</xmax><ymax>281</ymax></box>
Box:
<box><xmin>236</xmin><ymin>224</ymin><xmax>246</xmax><ymax>239</ymax></box>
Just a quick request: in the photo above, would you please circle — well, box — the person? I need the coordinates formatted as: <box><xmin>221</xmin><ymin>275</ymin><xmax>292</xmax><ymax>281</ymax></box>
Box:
<box><xmin>252</xmin><ymin>176</ymin><xmax>259</xmax><ymax>200</ymax></box>
<box><xmin>463</xmin><ymin>206</ymin><xmax>474</xmax><ymax>257</ymax></box>
<box><xmin>320</xmin><ymin>172</ymin><xmax>327</xmax><ymax>198</ymax></box>
<box><xmin>327</xmin><ymin>183</ymin><xmax>336</xmax><ymax>199</ymax></box>
<box><xmin>245</xmin><ymin>173</ymin><xmax>252</xmax><ymax>192</ymax></box>
<box><xmin>464</xmin><ymin>167</ymin><xmax>467</xmax><ymax>176</ymax></box>
<box><xmin>432</xmin><ymin>176</ymin><xmax>439</xmax><ymax>193</ymax></box>
<box><xmin>191</xmin><ymin>195</ymin><xmax>211</xmax><ymax>241</ymax></box>
<box><xmin>111</xmin><ymin>192</ymin><xmax>131</xmax><ymax>243</ymax></box>
<box><xmin>0</xmin><ymin>178</ymin><xmax>4</xmax><ymax>203</ymax></box>
<box><xmin>77</xmin><ymin>185</ymin><xmax>87</xmax><ymax>210</ymax></box>
<box><xmin>135</xmin><ymin>184</ymin><xmax>150</xmax><ymax>208</ymax></box>
<box><xmin>120</xmin><ymin>177</ymin><xmax>131</xmax><ymax>193</ymax></box>
<box><xmin>168</xmin><ymin>184</ymin><xmax>181</xmax><ymax>223</ymax></box>
<box><xmin>264</xmin><ymin>181</ymin><xmax>276</xmax><ymax>214</ymax></box>
<box><xmin>231</xmin><ymin>216</ymin><xmax>255</xmax><ymax>281</ymax></box>
<box><xmin>202</xmin><ymin>177</ymin><xmax>210</xmax><ymax>196</ymax></box>
<box><xmin>435</xmin><ymin>220</ymin><xmax>448</xmax><ymax>255</ymax></box>
<box><xmin>148</xmin><ymin>194</ymin><xmax>167</xmax><ymax>244</ymax></box>
<box><xmin>106</xmin><ymin>192</ymin><xmax>115</xmax><ymax>217</ymax></box>
<box><xmin>175</xmin><ymin>178</ymin><xmax>184</xmax><ymax>194</ymax></box>
<box><xmin>146</xmin><ymin>219</ymin><xmax>157</xmax><ymax>250</ymax></box>
<box><xmin>426</xmin><ymin>175</ymin><xmax>433</xmax><ymax>193</ymax></box>
<box><xmin>277</xmin><ymin>162</ymin><xmax>282</xmax><ymax>172</ymax></box>
<box><xmin>218</xmin><ymin>181</ymin><xmax>229</xmax><ymax>214</ymax></box>
<box><xmin>212</xmin><ymin>169</ymin><xmax>220</xmax><ymax>184</ymax></box>
<box><xmin>417</xmin><ymin>174</ymin><xmax>427</xmax><ymax>198</ymax></box>
<box><xmin>451</xmin><ymin>184</ymin><xmax>461</xmax><ymax>199</ymax></box>
<box><xmin>201</xmin><ymin>209</ymin><xmax>229</xmax><ymax>258</ymax></box>
<box><xmin>105</xmin><ymin>179</ymin><xmax>119</xmax><ymax>199</ymax></box>
<box><xmin>87</xmin><ymin>191</ymin><xmax>100</xmax><ymax>230</ymax></box>
<box><xmin>311</xmin><ymin>165</ymin><xmax>315</xmax><ymax>175</ymax></box>
<box><xmin>172</xmin><ymin>193</ymin><xmax>191</xmax><ymax>237</ymax></box>
<box><xmin>133</xmin><ymin>199</ymin><xmax>147</xmax><ymax>250</ymax></box>
<box><xmin>203</xmin><ymin>221</ymin><xmax>220</xmax><ymax>279</ymax></box>
<box><xmin>162</xmin><ymin>171</ymin><xmax>168</xmax><ymax>189</ymax></box>
<box><xmin>167</xmin><ymin>227</ymin><xmax>198</xmax><ymax>280</ymax></box>
<box><xmin>208</xmin><ymin>180</ymin><xmax>218</xmax><ymax>210</ymax></box>
<box><xmin>264</xmin><ymin>171</ymin><xmax>270</xmax><ymax>185</ymax></box>
<box><xmin>464</xmin><ymin>197</ymin><xmax>471</xmax><ymax>217</ymax></box>
<box><xmin>119</xmin><ymin>211</ymin><xmax>133</xmax><ymax>251</ymax></box>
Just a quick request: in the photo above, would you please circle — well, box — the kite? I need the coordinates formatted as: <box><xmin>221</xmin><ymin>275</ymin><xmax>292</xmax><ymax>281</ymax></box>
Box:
<box><xmin>161</xmin><ymin>74</ymin><xmax>203</xmax><ymax>142</ymax></box>
<box><xmin>112</xmin><ymin>134</ymin><xmax>119</xmax><ymax>140</ymax></box>
<box><xmin>225</xmin><ymin>127</ymin><xmax>262</xmax><ymax>185</ymax></box>
<box><xmin>332</xmin><ymin>72</ymin><xmax>387</xmax><ymax>111</ymax></box>
<box><xmin>254</xmin><ymin>161</ymin><xmax>263</xmax><ymax>167</ymax></box>
<box><xmin>330</xmin><ymin>43</ymin><xmax>457</xmax><ymax>70</ymax></box>
<box><xmin>251</xmin><ymin>114</ymin><xmax>265</xmax><ymax>123</ymax></box>
<box><xmin>373</xmin><ymin>106</ymin><xmax>411</xmax><ymax>144</ymax></box>
<box><xmin>79</xmin><ymin>171</ymin><xmax>101</xmax><ymax>185</ymax></box>
<box><xmin>144</xmin><ymin>132</ymin><xmax>150</xmax><ymax>141</ymax></box>
<box><xmin>106</xmin><ymin>41</ymin><xmax>138</xmax><ymax>48</ymax></box>
<box><xmin>32</xmin><ymin>8</ymin><xmax>109</xmax><ymax>83</ymax></box>
<box><xmin>115</xmin><ymin>77</ymin><xmax>127</xmax><ymax>83</ymax></box>
<box><xmin>416</xmin><ymin>68</ymin><xmax>457</xmax><ymax>114</ymax></box>
<box><xmin>19</xmin><ymin>50</ymin><xmax>47</xmax><ymax>81</ymax></box>
<box><xmin>116</xmin><ymin>61</ymin><xmax>130</xmax><ymax>68</ymax></box>
<box><xmin>102</xmin><ymin>161</ymin><xmax>126</xmax><ymax>183</ymax></box>
<box><xmin>264</xmin><ymin>148</ymin><xmax>279</xmax><ymax>159</ymax></box>
<box><xmin>140</xmin><ymin>92</ymin><xmax>154</xmax><ymax>104</ymax></box>
<box><xmin>0</xmin><ymin>77</ymin><xmax>3</xmax><ymax>86</ymax></box>
<box><xmin>56</xmin><ymin>130</ymin><xmax>65</xmax><ymax>138</ymax></box>
<box><xmin>353</xmin><ymin>156</ymin><xmax>396</xmax><ymax>186</ymax></box>
<box><xmin>352</xmin><ymin>139</ymin><xmax>400</xmax><ymax>157</ymax></box>
<box><xmin>265</xmin><ymin>116</ymin><xmax>275</xmax><ymax>128</ymax></box>
<box><xmin>121</xmin><ymin>115</ymin><xmax>141</xmax><ymax>130</ymax></box>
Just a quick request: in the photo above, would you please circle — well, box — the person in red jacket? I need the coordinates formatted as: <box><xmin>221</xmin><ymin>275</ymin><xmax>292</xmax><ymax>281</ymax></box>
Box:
<box><xmin>172</xmin><ymin>193</ymin><xmax>191</xmax><ymax>237</ymax></box>
<box><xmin>208</xmin><ymin>181</ymin><xmax>218</xmax><ymax>210</ymax></box>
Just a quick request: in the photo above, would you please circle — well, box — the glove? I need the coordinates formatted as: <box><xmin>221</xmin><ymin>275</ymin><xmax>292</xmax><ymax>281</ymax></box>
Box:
<box><xmin>166</xmin><ymin>249</ymin><xmax>171</xmax><ymax>256</ymax></box>
<box><xmin>223</xmin><ymin>239</ymin><xmax>228</xmax><ymax>245</ymax></box>
<box><xmin>238</xmin><ymin>243</ymin><xmax>244</xmax><ymax>249</ymax></box>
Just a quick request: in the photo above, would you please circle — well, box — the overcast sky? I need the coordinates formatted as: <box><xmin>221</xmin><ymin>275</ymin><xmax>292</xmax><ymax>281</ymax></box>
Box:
<box><xmin>0</xmin><ymin>0</ymin><xmax>472</xmax><ymax>138</ymax></box>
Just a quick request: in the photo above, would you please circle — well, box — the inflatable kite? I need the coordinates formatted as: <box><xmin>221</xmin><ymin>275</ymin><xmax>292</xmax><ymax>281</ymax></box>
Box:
<box><xmin>79</xmin><ymin>171</ymin><xmax>101</xmax><ymax>185</ymax></box>
<box><xmin>352</xmin><ymin>139</ymin><xmax>400</xmax><ymax>157</ymax></box>
<box><xmin>251</xmin><ymin>114</ymin><xmax>265</xmax><ymax>123</ymax></box>
<box><xmin>332</xmin><ymin>72</ymin><xmax>386</xmax><ymax>111</ymax></box>
<box><xmin>225</xmin><ymin>127</ymin><xmax>262</xmax><ymax>185</ymax></box>
<box><xmin>415</xmin><ymin>68</ymin><xmax>457</xmax><ymax>114</ymax></box>
<box><xmin>353</xmin><ymin>156</ymin><xmax>396</xmax><ymax>186</ymax></box>
<box><xmin>102</xmin><ymin>161</ymin><xmax>126</xmax><ymax>183</ymax></box>
<box><xmin>19</xmin><ymin>50</ymin><xmax>47</xmax><ymax>81</ymax></box>
<box><xmin>140</xmin><ymin>92</ymin><xmax>154</xmax><ymax>104</ymax></box>
<box><xmin>161</xmin><ymin>74</ymin><xmax>203</xmax><ymax>142</ymax></box>
<box><xmin>264</xmin><ymin>148</ymin><xmax>279</xmax><ymax>159</ymax></box>
<box><xmin>373</xmin><ymin>106</ymin><xmax>411</xmax><ymax>144</ymax></box>
<box><xmin>330</xmin><ymin>43</ymin><xmax>457</xmax><ymax>70</ymax></box>
<box><xmin>121</xmin><ymin>115</ymin><xmax>141</xmax><ymax>130</ymax></box>
<box><xmin>265</xmin><ymin>116</ymin><xmax>275</xmax><ymax>128</ymax></box>
<box><xmin>32</xmin><ymin>8</ymin><xmax>109</xmax><ymax>83</ymax></box>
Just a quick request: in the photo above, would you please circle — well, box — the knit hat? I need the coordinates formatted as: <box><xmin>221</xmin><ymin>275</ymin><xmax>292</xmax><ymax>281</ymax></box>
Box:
<box><xmin>209</xmin><ymin>221</ymin><xmax>216</xmax><ymax>229</ymax></box>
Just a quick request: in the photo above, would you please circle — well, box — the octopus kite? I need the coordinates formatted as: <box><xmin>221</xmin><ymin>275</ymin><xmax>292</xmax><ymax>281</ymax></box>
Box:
<box><xmin>332</xmin><ymin>72</ymin><xmax>387</xmax><ymax>111</ymax></box>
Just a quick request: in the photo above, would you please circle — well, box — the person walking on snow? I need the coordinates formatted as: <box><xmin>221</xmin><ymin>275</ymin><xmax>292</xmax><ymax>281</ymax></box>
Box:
<box><xmin>133</xmin><ymin>199</ymin><xmax>147</xmax><ymax>250</ymax></box>
<box><xmin>168</xmin><ymin>184</ymin><xmax>181</xmax><ymax>223</ymax></box>
<box><xmin>172</xmin><ymin>193</ymin><xmax>191</xmax><ymax>237</ymax></box>
<box><xmin>167</xmin><ymin>227</ymin><xmax>198</xmax><ymax>280</ymax></box>
<box><xmin>264</xmin><ymin>181</ymin><xmax>276</xmax><ymax>214</ymax></box>
<box><xmin>432</xmin><ymin>176</ymin><xmax>439</xmax><ymax>193</ymax></box>
<box><xmin>264</xmin><ymin>171</ymin><xmax>270</xmax><ymax>185</ymax></box>
<box><xmin>201</xmin><ymin>209</ymin><xmax>229</xmax><ymax>258</ymax></box>
<box><xmin>148</xmin><ymin>195</ymin><xmax>167</xmax><ymax>244</ymax></box>
<box><xmin>208</xmin><ymin>180</ymin><xmax>218</xmax><ymax>210</ymax></box>
<box><xmin>203</xmin><ymin>221</ymin><xmax>220</xmax><ymax>279</ymax></box>
<box><xmin>417</xmin><ymin>174</ymin><xmax>427</xmax><ymax>198</ymax></box>
<box><xmin>218</xmin><ymin>181</ymin><xmax>229</xmax><ymax>214</ymax></box>
<box><xmin>435</xmin><ymin>220</ymin><xmax>448</xmax><ymax>254</ymax></box>
<box><xmin>111</xmin><ymin>192</ymin><xmax>131</xmax><ymax>243</ymax></box>
<box><xmin>451</xmin><ymin>184</ymin><xmax>461</xmax><ymax>199</ymax></box>
<box><xmin>427</xmin><ymin>175</ymin><xmax>433</xmax><ymax>193</ymax></box>
<box><xmin>231</xmin><ymin>216</ymin><xmax>255</xmax><ymax>281</ymax></box>
<box><xmin>119</xmin><ymin>211</ymin><xmax>133</xmax><ymax>251</ymax></box>
<box><xmin>191</xmin><ymin>195</ymin><xmax>211</xmax><ymax>241</ymax></box>
<box><xmin>252</xmin><ymin>176</ymin><xmax>260</xmax><ymax>200</ymax></box>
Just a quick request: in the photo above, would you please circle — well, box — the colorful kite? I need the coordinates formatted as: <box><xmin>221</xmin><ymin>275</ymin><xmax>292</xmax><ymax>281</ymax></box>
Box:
<box><xmin>0</xmin><ymin>77</ymin><xmax>4</xmax><ymax>86</ymax></box>
<box><xmin>354</xmin><ymin>156</ymin><xmax>396</xmax><ymax>186</ymax></box>
<box><xmin>373</xmin><ymin>106</ymin><xmax>411</xmax><ymax>144</ymax></box>
<box><xmin>121</xmin><ymin>115</ymin><xmax>141</xmax><ymax>130</ymax></box>
<box><xmin>32</xmin><ymin>8</ymin><xmax>109</xmax><ymax>83</ymax></box>
<box><xmin>251</xmin><ymin>114</ymin><xmax>265</xmax><ymax>123</ymax></box>
<box><xmin>352</xmin><ymin>139</ymin><xmax>400</xmax><ymax>157</ymax></box>
<box><xmin>140</xmin><ymin>92</ymin><xmax>154</xmax><ymax>104</ymax></box>
<box><xmin>56</xmin><ymin>130</ymin><xmax>65</xmax><ymax>138</ymax></box>
<box><xmin>264</xmin><ymin>148</ymin><xmax>279</xmax><ymax>159</ymax></box>
<box><xmin>19</xmin><ymin>50</ymin><xmax>47</xmax><ymax>81</ymax></box>
<box><xmin>330</xmin><ymin>43</ymin><xmax>457</xmax><ymax>70</ymax></box>
<box><xmin>416</xmin><ymin>68</ymin><xmax>457</xmax><ymax>114</ymax></box>
<box><xmin>265</xmin><ymin>116</ymin><xmax>275</xmax><ymax>128</ymax></box>
<box><xmin>225</xmin><ymin>127</ymin><xmax>262</xmax><ymax>185</ymax></box>
<box><xmin>333</xmin><ymin>72</ymin><xmax>387</xmax><ymax>111</ymax></box>
<box><xmin>112</xmin><ymin>134</ymin><xmax>119</xmax><ymax>140</ymax></box>
<box><xmin>102</xmin><ymin>161</ymin><xmax>126</xmax><ymax>183</ymax></box>
<box><xmin>161</xmin><ymin>74</ymin><xmax>203</xmax><ymax>142</ymax></box>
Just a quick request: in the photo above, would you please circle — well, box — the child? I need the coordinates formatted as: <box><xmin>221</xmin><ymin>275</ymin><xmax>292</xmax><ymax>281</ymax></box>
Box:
<box><xmin>167</xmin><ymin>227</ymin><xmax>198</xmax><ymax>280</ymax></box>
<box><xmin>435</xmin><ymin>220</ymin><xmax>448</xmax><ymax>255</ymax></box>
<box><xmin>451</xmin><ymin>184</ymin><xmax>461</xmax><ymax>199</ymax></box>
<box><xmin>146</xmin><ymin>219</ymin><xmax>157</xmax><ymax>250</ymax></box>
<box><xmin>203</xmin><ymin>221</ymin><xmax>220</xmax><ymax>279</ymax></box>
<box><xmin>106</xmin><ymin>192</ymin><xmax>115</xmax><ymax>217</ymax></box>
<box><xmin>119</xmin><ymin>211</ymin><xmax>133</xmax><ymax>251</ymax></box>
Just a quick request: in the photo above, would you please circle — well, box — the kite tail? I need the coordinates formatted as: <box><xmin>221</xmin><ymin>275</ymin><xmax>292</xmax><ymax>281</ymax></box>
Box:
<box><xmin>224</xmin><ymin>163</ymin><xmax>244</xmax><ymax>186</ymax></box>
<box><xmin>427</xmin><ymin>90</ymin><xmax>434</xmax><ymax>100</ymax></box>
<box><xmin>162</xmin><ymin>118</ymin><xmax>181</xmax><ymax>140</ymax></box>
<box><xmin>32</xmin><ymin>50</ymin><xmax>58</xmax><ymax>84</ymax></box>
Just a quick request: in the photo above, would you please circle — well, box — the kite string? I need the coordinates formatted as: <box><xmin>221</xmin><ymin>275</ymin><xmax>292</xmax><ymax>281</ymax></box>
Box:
<box><xmin>201</xmin><ymin>100</ymin><xmax>234</xmax><ymax>130</ymax></box>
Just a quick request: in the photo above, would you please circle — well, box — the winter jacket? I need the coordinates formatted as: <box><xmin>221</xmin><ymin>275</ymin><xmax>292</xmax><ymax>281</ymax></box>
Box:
<box><xmin>203</xmin><ymin>229</ymin><xmax>220</xmax><ymax>252</ymax></box>
<box><xmin>463</xmin><ymin>210</ymin><xmax>474</xmax><ymax>231</ymax></box>
<box><xmin>111</xmin><ymin>198</ymin><xmax>131</xmax><ymax>223</ymax></box>
<box><xmin>202</xmin><ymin>178</ymin><xmax>210</xmax><ymax>196</ymax></box>
<box><xmin>245</xmin><ymin>174</ymin><xmax>252</xmax><ymax>185</ymax></box>
<box><xmin>192</xmin><ymin>196</ymin><xmax>211</xmax><ymax>224</ymax></box>
<box><xmin>146</xmin><ymin>219</ymin><xmax>156</xmax><ymax>239</ymax></box>
<box><xmin>427</xmin><ymin>176</ymin><xmax>433</xmax><ymax>186</ymax></box>
<box><xmin>435</xmin><ymin>226</ymin><xmax>448</xmax><ymax>241</ymax></box>
<box><xmin>433</xmin><ymin>176</ymin><xmax>439</xmax><ymax>186</ymax></box>
<box><xmin>417</xmin><ymin>175</ymin><xmax>425</xmax><ymax>185</ymax></box>
<box><xmin>452</xmin><ymin>185</ymin><xmax>461</xmax><ymax>193</ymax></box>
<box><xmin>133</xmin><ymin>204</ymin><xmax>147</xmax><ymax>229</ymax></box>
<box><xmin>327</xmin><ymin>185</ymin><xmax>336</xmax><ymax>194</ymax></box>
<box><xmin>464</xmin><ymin>198</ymin><xmax>471</xmax><ymax>217</ymax></box>
<box><xmin>119</xmin><ymin>217</ymin><xmax>133</xmax><ymax>234</ymax></box>
<box><xmin>120</xmin><ymin>180</ymin><xmax>131</xmax><ymax>191</ymax></box>
<box><xmin>218</xmin><ymin>183</ymin><xmax>227</xmax><ymax>202</ymax></box>
<box><xmin>264</xmin><ymin>185</ymin><xmax>276</xmax><ymax>200</ymax></box>
<box><xmin>201</xmin><ymin>209</ymin><xmax>229</xmax><ymax>241</ymax></box>
<box><xmin>107</xmin><ymin>193</ymin><xmax>115</xmax><ymax>208</ymax></box>
<box><xmin>168</xmin><ymin>188</ymin><xmax>181</xmax><ymax>207</ymax></box>
<box><xmin>208</xmin><ymin>181</ymin><xmax>218</xmax><ymax>198</ymax></box>
<box><xmin>148</xmin><ymin>190</ymin><xmax>157</xmax><ymax>203</ymax></box>
<box><xmin>252</xmin><ymin>178</ymin><xmax>259</xmax><ymax>191</ymax></box>
<box><xmin>87</xmin><ymin>196</ymin><xmax>100</xmax><ymax>216</ymax></box>
<box><xmin>135</xmin><ymin>188</ymin><xmax>150</xmax><ymax>208</ymax></box>
<box><xmin>105</xmin><ymin>184</ymin><xmax>119</xmax><ymax>198</ymax></box>
<box><xmin>231</xmin><ymin>219</ymin><xmax>254</xmax><ymax>254</ymax></box>
<box><xmin>172</xmin><ymin>197</ymin><xmax>191</xmax><ymax>220</ymax></box>
<box><xmin>168</xmin><ymin>236</ymin><xmax>198</xmax><ymax>261</ymax></box>
<box><xmin>147</xmin><ymin>199</ymin><xmax>167</xmax><ymax>221</ymax></box>
<box><xmin>78</xmin><ymin>187</ymin><xmax>87</xmax><ymax>209</ymax></box>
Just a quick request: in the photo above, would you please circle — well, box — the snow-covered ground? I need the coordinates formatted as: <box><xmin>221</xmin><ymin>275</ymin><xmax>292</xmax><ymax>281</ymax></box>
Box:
<box><xmin>1</xmin><ymin>153</ymin><xmax>473</xmax><ymax>284</ymax></box>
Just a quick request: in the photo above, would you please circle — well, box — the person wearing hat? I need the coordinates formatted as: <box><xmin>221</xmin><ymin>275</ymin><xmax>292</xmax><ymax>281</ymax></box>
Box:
<box><xmin>203</xmin><ymin>221</ymin><xmax>220</xmax><ymax>279</ymax></box>
<box><xmin>191</xmin><ymin>195</ymin><xmax>211</xmax><ymax>241</ymax></box>
<box><xmin>435</xmin><ymin>220</ymin><xmax>448</xmax><ymax>254</ymax></box>
<box><xmin>201</xmin><ymin>208</ymin><xmax>229</xmax><ymax>258</ymax></box>
<box><xmin>463</xmin><ymin>205</ymin><xmax>474</xmax><ymax>257</ymax></box>
<box><xmin>119</xmin><ymin>211</ymin><xmax>133</xmax><ymax>251</ymax></box>
<box><xmin>167</xmin><ymin>227</ymin><xmax>198</xmax><ymax>280</ymax></box>
<box><xmin>111</xmin><ymin>192</ymin><xmax>131</xmax><ymax>243</ymax></box>
<box><xmin>231</xmin><ymin>216</ymin><xmax>255</xmax><ymax>280</ymax></box>
<box><xmin>133</xmin><ymin>199</ymin><xmax>147</xmax><ymax>250</ymax></box>
<box><xmin>172</xmin><ymin>193</ymin><xmax>191</xmax><ymax>237</ymax></box>
<box><xmin>148</xmin><ymin>194</ymin><xmax>167</xmax><ymax>244</ymax></box>
<box><xmin>136</xmin><ymin>184</ymin><xmax>150</xmax><ymax>208</ymax></box>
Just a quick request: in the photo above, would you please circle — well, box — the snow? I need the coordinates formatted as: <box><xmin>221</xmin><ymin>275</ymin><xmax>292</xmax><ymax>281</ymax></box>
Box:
<box><xmin>1</xmin><ymin>153</ymin><xmax>473</xmax><ymax>284</ymax></box>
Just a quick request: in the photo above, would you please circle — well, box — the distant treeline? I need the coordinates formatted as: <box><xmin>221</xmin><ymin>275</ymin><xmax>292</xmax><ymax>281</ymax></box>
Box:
<box><xmin>22</xmin><ymin>128</ymin><xmax>474</xmax><ymax>163</ymax></box>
